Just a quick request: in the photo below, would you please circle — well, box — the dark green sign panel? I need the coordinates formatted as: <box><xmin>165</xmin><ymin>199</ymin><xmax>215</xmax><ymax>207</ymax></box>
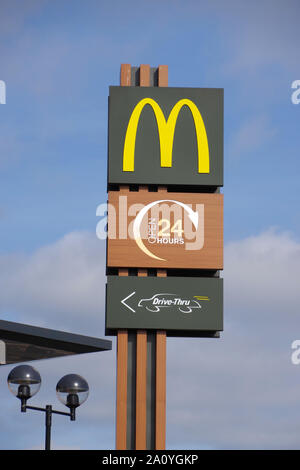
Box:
<box><xmin>108</xmin><ymin>86</ymin><xmax>223</xmax><ymax>187</ymax></box>
<box><xmin>106</xmin><ymin>276</ymin><xmax>223</xmax><ymax>337</ymax></box>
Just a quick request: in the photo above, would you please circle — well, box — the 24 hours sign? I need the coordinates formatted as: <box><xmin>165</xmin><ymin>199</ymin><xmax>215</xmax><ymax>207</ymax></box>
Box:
<box><xmin>107</xmin><ymin>190</ymin><xmax>223</xmax><ymax>269</ymax></box>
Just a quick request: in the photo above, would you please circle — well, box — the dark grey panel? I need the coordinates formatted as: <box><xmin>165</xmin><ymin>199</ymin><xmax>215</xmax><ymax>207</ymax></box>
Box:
<box><xmin>0</xmin><ymin>339</ymin><xmax>72</xmax><ymax>365</ymax></box>
<box><xmin>108</xmin><ymin>86</ymin><xmax>223</xmax><ymax>187</ymax></box>
<box><xmin>0</xmin><ymin>319</ymin><xmax>112</xmax><ymax>366</ymax></box>
<box><xmin>106</xmin><ymin>276</ymin><xmax>223</xmax><ymax>336</ymax></box>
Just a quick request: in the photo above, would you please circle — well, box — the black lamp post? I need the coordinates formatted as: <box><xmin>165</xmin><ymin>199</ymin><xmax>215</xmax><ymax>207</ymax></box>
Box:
<box><xmin>7</xmin><ymin>364</ymin><xmax>89</xmax><ymax>450</ymax></box>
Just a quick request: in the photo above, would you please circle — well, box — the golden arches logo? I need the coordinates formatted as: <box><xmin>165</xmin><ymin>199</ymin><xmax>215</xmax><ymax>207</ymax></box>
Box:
<box><xmin>123</xmin><ymin>98</ymin><xmax>210</xmax><ymax>173</ymax></box>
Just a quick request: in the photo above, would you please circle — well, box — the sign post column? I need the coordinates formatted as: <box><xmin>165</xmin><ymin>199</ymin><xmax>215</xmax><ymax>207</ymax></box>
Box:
<box><xmin>115</xmin><ymin>64</ymin><xmax>168</xmax><ymax>450</ymax></box>
<box><xmin>107</xmin><ymin>63</ymin><xmax>224</xmax><ymax>450</ymax></box>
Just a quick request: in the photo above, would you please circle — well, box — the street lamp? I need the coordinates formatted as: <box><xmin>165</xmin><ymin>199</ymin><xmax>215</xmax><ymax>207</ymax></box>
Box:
<box><xmin>7</xmin><ymin>364</ymin><xmax>89</xmax><ymax>450</ymax></box>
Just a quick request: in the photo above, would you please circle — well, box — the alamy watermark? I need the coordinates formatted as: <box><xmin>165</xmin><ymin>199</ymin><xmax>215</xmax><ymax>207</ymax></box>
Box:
<box><xmin>0</xmin><ymin>80</ymin><xmax>6</xmax><ymax>104</ymax></box>
<box><xmin>291</xmin><ymin>80</ymin><xmax>300</xmax><ymax>105</ymax></box>
<box><xmin>96</xmin><ymin>196</ymin><xmax>204</xmax><ymax>251</ymax></box>
<box><xmin>291</xmin><ymin>340</ymin><xmax>300</xmax><ymax>365</ymax></box>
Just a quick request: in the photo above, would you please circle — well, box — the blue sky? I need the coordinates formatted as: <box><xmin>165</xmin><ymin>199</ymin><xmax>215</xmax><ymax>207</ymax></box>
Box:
<box><xmin>0</xmin><ymin>0</ymin><xmax>300</xmax><ymax>450</ymax></box>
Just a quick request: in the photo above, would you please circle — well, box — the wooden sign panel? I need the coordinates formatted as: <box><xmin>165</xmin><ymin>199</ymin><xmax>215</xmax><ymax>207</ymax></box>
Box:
<box><xmin>107</xmin><ymin>190</ymin><xmax>223</xmax><ymax>269</ymax></box>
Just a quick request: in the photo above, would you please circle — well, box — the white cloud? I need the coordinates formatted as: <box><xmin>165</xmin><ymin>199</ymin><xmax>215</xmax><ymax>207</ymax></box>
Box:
<box><xmin>225</xmin><ymin>228</ymin><xmax>300</xmax><ymax>315</ymax></box>
<box><xmin>0</xmin><ymin>231</ymin><xmax>106</xmax><ymax>336</ymax></box>
<box><xmin>1</xmin><ymin>228</ymin><xmax>300</xmax><ymax>449</ymax></box>
<box><xmin>166</xmin><ymin>228</ymin><xmax>300</xmax><ymax>449</ymax></box>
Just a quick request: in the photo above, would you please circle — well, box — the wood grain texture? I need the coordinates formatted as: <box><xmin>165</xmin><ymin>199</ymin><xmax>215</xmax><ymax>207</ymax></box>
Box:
<box><xmin>155</xmin><ymin>267</ymin><xmax>167</xmax><ymax>449</ymax></box>
<box><xmin>107</xmin><ymin>191</ymin><xmax>223</xmax><ymax>269</ymax></box>
<box><xmin>116</xmin><ymin>264</ymin><xmax>129</xmax><ymax>449</ymax></box>
<box><xmin>120</xmin><ymin>64</ymin><xmax>131</xmax><ymax>86</ymax></box>
<box><xmin>140</xmin><ymin>64</ymin><xmax>150</xmax><ymax>87</ymax></box>
<box><xmin>158</xmin><ymin>65</ymin><xmax>168</xmax><ymax>87</ymax></box>
<box><xmin>116</xmin><ymin>329</ymin><xmax>128</xmax><ymax>449</ymax></box>
<box><xmin>115</xmin><ymin>64</ymin><xmax>169</xmax><ymax>451</ymax></box>
<box><xmin>135</xmin><ymin>329</ymin><xmax>147</xmax><ymax>449</ymax></box>
<box><xmin>155</xmin><ymin>330</ymin><xmax>166</xmax><ymax>450</ymax></box>
<box><xmin>135</xmin><ymin>186</ymin><xmax>150</xmax><ymax>448</ymax></box>
<box><xmin>118</xmin><ymin>268</ymin><xmax>129</xmax><ymax>276</ymax></box>
<box><xmin>116</xmin><ymin>64</ymin><xmax>131</xmax><ymax>450</ymax></box>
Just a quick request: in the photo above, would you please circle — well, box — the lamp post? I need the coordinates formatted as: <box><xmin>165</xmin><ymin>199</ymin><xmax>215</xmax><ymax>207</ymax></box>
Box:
<box><xmin>7</xmin><ymin>364</ymin><xmax>89</xmax><ymax>450</ymax></box>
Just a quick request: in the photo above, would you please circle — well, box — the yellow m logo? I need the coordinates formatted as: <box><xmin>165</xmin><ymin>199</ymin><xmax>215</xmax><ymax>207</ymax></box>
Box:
<box><xmin>123</xmin><ymin>98</ymin><xmax>210</xmax><ymax>173</ymax></box>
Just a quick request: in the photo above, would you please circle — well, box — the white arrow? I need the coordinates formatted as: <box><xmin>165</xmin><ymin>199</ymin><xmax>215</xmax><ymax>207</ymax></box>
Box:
<box><xmin>133</xmin><ymin>199</ymin><xmax>199</xmax><ymax>261</ymax></box>
<box><xmin>121</xmin><ymin>291</ymin><xmax>136</xmax><ymax>313</ymax></box>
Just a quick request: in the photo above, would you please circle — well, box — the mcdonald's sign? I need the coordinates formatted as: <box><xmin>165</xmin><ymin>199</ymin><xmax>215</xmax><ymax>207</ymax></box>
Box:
<box><xmin>108</xmin><ymin>86</ymin><xmax>223</xmax><ymax>187</ymax></box>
